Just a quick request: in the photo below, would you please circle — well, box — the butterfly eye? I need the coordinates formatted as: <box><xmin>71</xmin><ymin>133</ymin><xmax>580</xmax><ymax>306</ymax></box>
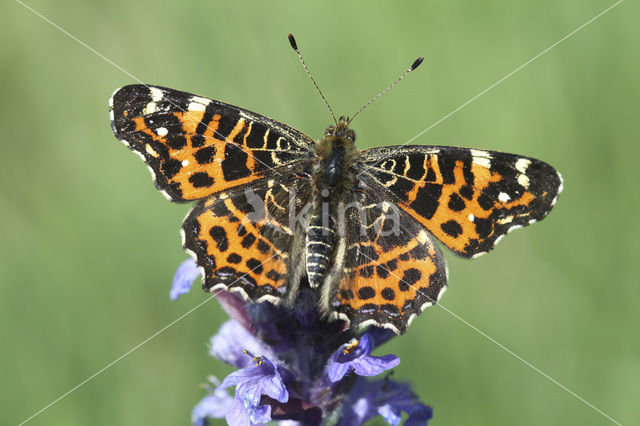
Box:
<box><xmin>324</xmin><ymin>126</ymin><xmax>335</xmax><ymax>137</ymax></box>
<box><xmin>346</xmin><ymin>130</ymin><xmax>356</xmax><ymax>141</ymax></box>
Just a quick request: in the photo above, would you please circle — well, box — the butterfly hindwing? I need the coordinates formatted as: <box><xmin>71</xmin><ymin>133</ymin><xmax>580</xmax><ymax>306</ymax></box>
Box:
<box><xmin>110</xmin><ymin>85</ymin><xmax>313</xmax><ymax>201</ymax></box>
<box><xmin>362</xmin><ymin>146</ymin><xmax>563</xmax><ymax>258</ymax></box>
<box><xmin>182</xmin><ymin>170</ymin><xmax>312</xmax><ymax>302</ymax></box>
<box><xmin>331</xmin><ymin>191</ymin><xmax>448</xmax><ymax>333</ymax></box>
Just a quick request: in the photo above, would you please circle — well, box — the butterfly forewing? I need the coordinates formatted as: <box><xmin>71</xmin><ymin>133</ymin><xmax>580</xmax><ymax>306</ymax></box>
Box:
<box><xmin>361</xmin><ymin>145</ymin><xmax>563</xmax><ymax>258</ymax></box>
<box><xmin>110</xmin><ymin>85</ymin><xmax>313</xmax><ymax>201</ymax></box>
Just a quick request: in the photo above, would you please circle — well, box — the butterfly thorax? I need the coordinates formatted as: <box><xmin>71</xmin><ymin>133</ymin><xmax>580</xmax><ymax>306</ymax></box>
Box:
<box><xmin>305</xmin><ymin>118</ymin><xmax>361</xmax><ymax>290</ymax></box>
<box><xmin>312</xmin><ymin>117</ymin><xmax>361</xmax><ymax>197</ymax></box>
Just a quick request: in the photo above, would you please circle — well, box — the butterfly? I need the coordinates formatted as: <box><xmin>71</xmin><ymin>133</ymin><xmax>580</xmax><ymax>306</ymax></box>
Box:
<box><xmin>110</xmin><ymin>62</ymin><xmax>561</xmax><ymax>334</ymax></box>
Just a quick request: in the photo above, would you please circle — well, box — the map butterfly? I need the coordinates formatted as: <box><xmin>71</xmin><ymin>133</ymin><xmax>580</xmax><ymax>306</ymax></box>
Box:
<box><xmin>109</xmin><ymin>39</ymin><xmax>562</xmax><ymax>334</ymax></box>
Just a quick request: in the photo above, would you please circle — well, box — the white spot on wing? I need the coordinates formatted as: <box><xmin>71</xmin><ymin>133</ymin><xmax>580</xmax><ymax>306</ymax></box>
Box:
<box><xmin>444</xmin><ymin>258</ymin><xmax>449</xmax><ymax>281</ymax></box>
<box><xmin>472</xmin><ymin>251</ymin><xmax>487</xmax><ymax>259</ymax></box>
<box><xmin>473</xmin><ymin>156</ymin><xmax>491</xmax><ymax>168</ymax></box>
<box><xmin>469</xmin><ymin>213</ymin><xmax>475</xmax><ymax>222</ymax></box>
<box><xmin>515</xmin><ymin>158</ymin><xmax>531</xmax><ymax>174</ymax></box>
<box><xmin>188</xmin><ymin>102</ymin><xmax>207</xmax><ymax>112</ymax></box>
<box><xmin>256</xmin><ymin>294</ymin><xmax>282</xmax><ymax>305</ymax></box>
<box><xmin>150</xmin><ymin>87</ymin><xmax>163</xmax><ymax>102</ymax></box>
<box><xmin>470</xmin><ymin>149</ymin><xmax>491</xmax><ymax>158</ymax></box>
<box><xmin>156</xmin><ymin>127</ymin><xmax>168</xmax><ymax>136</ymax></box>
<box><xmin>518</xmin><ymin>173</ymin><xmax>530</xmax><ymax>188</ymax></box>
<box><xmin>211</xmin><ymin>284</ymin><xmax>250</xmax><ymax>302</ymax></box>
<box><xmin>181</xmin><ymin>160</ymin><xmax>189</xmax><ymax>166</ymax></box>
<box><xmin>436</xmin><ymin>285</ymin><xmax>448</xmax><ymax>301</ymax></box>
<box><xmin>191</xmin><ymin>96</ymin><xmax>212</xmax><ymax>106</ymax></box>
<box><xmin>471</xmin><ymin>150</ymin><xmax>492</xmax><ymax>168</ymax></box>
<box><xmin>557</xmin><ymin>171</ymin><xmax>564</xmax><ymax>193</ymax></box>
<box><xmin>332</xmin><ymin>312</ymin><xmax>351</xmax><ymax>325</ymax></box>
<box><xmin>405</xmin><ymin>313</ymin><xmax>419</xmax><ymax>329</ymax></box>
<box><xmin>358</xmin><ymin>318</ymin><xmax>402</xmax><ymax>334</ymax></box>
<box><xmin>108</xmin><ymin>89</ymin><xmax>118</xmax><ymax>107</ymax></box>
<box><xmin>498</xmin><ymin>192</ymin><xmax>510</xmax><ymax>202</ymax></box>
<box><xmin>143</xmin><ymin>102</ymin><xmax>157</xmax><ymax>115</ymax></box>
<box><xmin>507</xmin><ymin>224</ymin><xmax>523</xmax><ymax>233</ymax></box>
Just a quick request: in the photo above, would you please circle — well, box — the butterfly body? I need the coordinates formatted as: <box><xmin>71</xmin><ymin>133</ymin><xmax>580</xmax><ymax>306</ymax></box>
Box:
<box><xmin>305</xmin><ymin>118</ymin><xmax>361</xmax><ymax>289</ymax></box>
<box><xmin>110</xmin><ymin>84</ymin><xmax>562</xmax><ymax>333</ymax></box>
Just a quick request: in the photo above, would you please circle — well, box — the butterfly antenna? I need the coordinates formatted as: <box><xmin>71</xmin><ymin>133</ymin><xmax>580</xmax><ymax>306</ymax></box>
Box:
<box><xmin>288</xmin><ymin>33</ymin><xmax>337</xmax><ymax>125</ymax></box>
<box><xmin>347</xmin><ymin>56</ymin><xmax>424</xmax><ymax>126</ymax></box>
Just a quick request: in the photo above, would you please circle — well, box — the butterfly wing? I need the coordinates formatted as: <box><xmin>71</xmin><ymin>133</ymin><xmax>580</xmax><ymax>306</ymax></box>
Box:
<box><xmin>328</xmin><ymin>190</ymin><xmax>448</xmax><ymax>334</ymax></box>
<box><xmin>182</xmin><ymin>169</ymin><xmax>312</xmax><ymax>302</ymax></box>
<box><xmin>110</xmin><ymin>85</ymin><xmax>313</xmax><ymax>201</ymax></box>
<box><xmin>361</xmin><ymin>146</ymin><xmax>563</xmax><ymax>258</ymax></box>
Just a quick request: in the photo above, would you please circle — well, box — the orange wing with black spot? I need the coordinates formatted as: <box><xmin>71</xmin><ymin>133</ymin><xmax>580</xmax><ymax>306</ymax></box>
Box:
<box><xmin>361</xmin><ymin>146</ymin><xmax>563</xmax><ymax>258</ymax></box>
<box><xmin>110</xmin><ymin>85</ymin><xmax>313</xmax><ymax>201</ymax></box>
<box><xmin>331</xmin><ymin>193</ymin><xmax>448</xmax><ymax>334</ymax></box>
<box><xmin>182</xmin><ymin>171</ymin><xmax>312</xmax><ymax>302</ymax></box>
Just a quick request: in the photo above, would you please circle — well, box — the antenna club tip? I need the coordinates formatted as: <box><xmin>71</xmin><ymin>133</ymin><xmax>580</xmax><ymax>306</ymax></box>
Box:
<box><xmin>288</xmin><ymin>34</ymin><xmax>298</xmax><ymax>50</ymax></box>
<box><xmin>410</xmin><ymin>57</ymin><xmax>424</xmax><ymax>71</ymax></box>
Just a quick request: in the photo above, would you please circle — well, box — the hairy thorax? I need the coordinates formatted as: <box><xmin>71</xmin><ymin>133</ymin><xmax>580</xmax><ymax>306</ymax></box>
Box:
<box><xmin>312</xmin><ymin>119</ymin><xmax>362</xmax><ymax>199</ymax></box>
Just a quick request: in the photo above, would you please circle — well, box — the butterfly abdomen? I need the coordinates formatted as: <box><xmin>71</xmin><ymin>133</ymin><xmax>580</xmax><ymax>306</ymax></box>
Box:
<box><xmin>305</xmin><ymin>198</ymin><xmax>338</xmax><ymax>288</ymax></box>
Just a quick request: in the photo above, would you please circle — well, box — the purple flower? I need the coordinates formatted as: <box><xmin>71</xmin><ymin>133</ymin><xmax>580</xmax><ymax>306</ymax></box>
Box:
<box><xmin>326</xmin><ymin>333</ymin><xmax>400</xmax><ymax>383</ymax></box>
<box><xmin>376</xmin><ymin>381</ymin><xmax>433</xmax><ymax>426</ymax></box>
<box><xmin>339</xmin><ymin>378</ymin><xmax>433</xmax><ymax>426</ymax></box>
<box><xmin>170</xmin><ymin>258</ymin><xmax>200</xmax><ymax>300</ymax></box>
<box><xmin>226</xmin><ymin>393</ymin><xmax>271</xmax><ymax>426</ymax></box>
<box><xmin>172</xmin><ymin>259</ymin><xmax>433</xmax><ymax>425</ymax></box>
<box><xmin>191</xmin><ymin>377</ymin><xmax>233</xmax><ymax>426</ymax></box>
<box><xmin>210</xmin><ymin>320</ymin><xmax>274</xmax><ymax>369</ymax></box>
<box><xmin>219</xmin><ymin>351</ymin><xmax>289</xmax><ymax>425</ymax></box>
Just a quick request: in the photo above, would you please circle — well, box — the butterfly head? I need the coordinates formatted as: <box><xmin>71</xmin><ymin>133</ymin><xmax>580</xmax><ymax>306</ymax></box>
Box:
<box><xmin>324</xmin><ymin>116</ymin><xmax>356</xmax><ymax>143</ymax></box>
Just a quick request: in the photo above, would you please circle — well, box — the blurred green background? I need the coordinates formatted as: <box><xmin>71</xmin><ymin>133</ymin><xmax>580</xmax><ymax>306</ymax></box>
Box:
<box><xmin>2</xmin><ymin>1</ymin><xmax>638</xmax><ymax>425</ymax></box>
